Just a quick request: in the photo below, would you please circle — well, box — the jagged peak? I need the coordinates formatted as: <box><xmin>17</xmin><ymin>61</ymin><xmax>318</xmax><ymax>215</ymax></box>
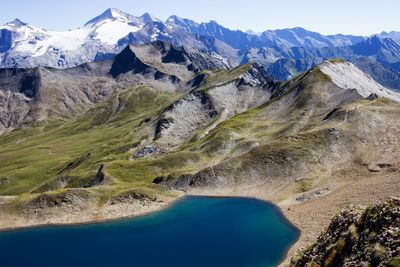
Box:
<box><xmin>359</xmin><ymin>35</ymin><xmax>399</xmax><ymax>46</ymax></box>
<box><xmin>238</xmin><ymin>62</ymin><xmax>273</xmax><ymax>86</ymax></box>
<box><xmin>84</xmin><ymin>8</ymin><xmax>137</xmax><ymax>26</ymax></box>
<box><xmin>161</xmin><ymin>43</ymin><xmax>188</xmax><ymax>64</ymax></box>
<box><xmin>4</xmin><ymin>18</ymin><xmax>27</xmax><ymax>28</ymax></box>
<box><xmin>109</xmin><ymin>45</ymin><xmax>150</xmax><ymax>77</ymax></box>
<box><xmin>208</xmin><ymin>20</ymin><xmax>219</xmax><ymax>25</ymax></box>
<box><xmin>166</xmin><ymin>15</ymin><xmax>197</xmax><ymax>25</ymax></box>
<box><xmin>140</xmin><ymin>12</ymin><xmax>161</xmax><ymax>23</ymax></box>
<box><xmin>351</xmin><ymin>35</ymin><xmax>400</xmax><ymax>56</ymax></box>
<box><xmin>245</xmin><ymin>30</ymin><xmax>260</xmax><ymax>36</ymax></box>
<box><xmin>286</xmin><ymin>27</ymin><xmax>308</xmax><ymax>33</ymax></box>
<box><xmin>166</xmin><ymin>15</ymin><xmax>184</xmax><ymax>23</ymax></box>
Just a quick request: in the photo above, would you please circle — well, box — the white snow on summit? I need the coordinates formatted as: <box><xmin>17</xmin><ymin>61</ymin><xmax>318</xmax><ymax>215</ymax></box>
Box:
<box><xmin>0</xmin><ymin>8</ymin><xmax>152</xmax><ymax>59</ymax></box>
<box><xmin>320</xmin><ymin>61</ymin><xmax>400</xmax><ymax>102</ymax></box>
<box><xmin>89</xmin><ymin>20</ymin><xmax>142</xmax><ymax>45</ymax></box>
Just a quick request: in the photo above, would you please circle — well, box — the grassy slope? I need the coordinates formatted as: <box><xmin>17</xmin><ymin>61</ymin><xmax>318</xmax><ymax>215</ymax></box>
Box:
<box><xmin>2</xmin><ymin>62</ymin><xmax>398</xmax><ymax>207</ymax></box>
<box><xmin>160</xmin><ymin>67</ymin><xmax>400</xmax><ymax>198</ymax></box>
<box><xmin>0</xmin><ymin>86</ymin><xmax>175</xmax><ymax>195</ymax></box>
<box><xmin>0</xmin><ymin>65</ymin><xmax>253</xmax><ymax>200</ymax></box>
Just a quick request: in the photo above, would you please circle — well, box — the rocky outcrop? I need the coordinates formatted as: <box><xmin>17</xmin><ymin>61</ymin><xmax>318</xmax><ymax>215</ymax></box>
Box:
<box><xmin>154</xmin><ymin>40</ymin><xmax>230</xmax><ymax>72</ymax></box>
<box><xmin>57</xmin><ymin>153</ymin><xmax>92</xmax><ymax>175</ymax></box>
<box><xmin>152</xmin><ymin>167</ymin><xmax>222</xmax><ymax>190</ymax></box>
<box><xmin>153</xmin><ymin>91</ymin><xmax>217</xmax><ymax>148</ymax></box>
<box><xmin>237</xmin><ymin>63</ymin><xmax>274</xmax><ymax>87</ymax></box>
<box><xmin>134</xmin><ymin>145</ymin><xmax>162</xmax><ymax>158</ymax></box>
<box><xmin>26</xmin><ymin>189</ymin><xmax>93</xmax><ymax>210</ymax></box>
<box><xmin>108</xmin><ymin>188</ymin><xmax>158</xmax><ymax>206</ymax></box>
<box><xmin>110</xmin><ymin>46</ymin><xmax>153</xmax><ymax>77</ymax></box>
<box><xmin>290</xmin><ymin>198</ymin><xmax>400</xmax><ymax>267</ymax></box>
<box><xmin>84</xmin><ymin>164</ymin><xmax>106</xmax><ymax>188</ymax></box>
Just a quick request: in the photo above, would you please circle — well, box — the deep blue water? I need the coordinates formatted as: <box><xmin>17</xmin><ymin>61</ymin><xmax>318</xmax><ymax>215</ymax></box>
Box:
<box><xmin>0</xmin><ymin>196</ymin><xmax>299</xmax><ymax>267</ymax></box>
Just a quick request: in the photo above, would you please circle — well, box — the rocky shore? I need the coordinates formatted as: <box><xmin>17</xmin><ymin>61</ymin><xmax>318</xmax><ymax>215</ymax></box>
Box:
<box><xmin>290</xmin><ymin>198</ymin><xmax>400</xmax><ymax>266</ymax></box>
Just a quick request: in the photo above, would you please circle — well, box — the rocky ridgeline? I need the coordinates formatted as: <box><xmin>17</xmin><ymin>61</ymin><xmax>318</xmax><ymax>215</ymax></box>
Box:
<box><xmin>290</xmin><ymin>198</ymin><xmax>400</xmax><ymax>267</ymax></box>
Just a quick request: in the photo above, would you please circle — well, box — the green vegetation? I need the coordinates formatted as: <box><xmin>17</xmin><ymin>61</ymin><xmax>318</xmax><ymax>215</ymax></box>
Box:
<box><xmin>0</xmin><ymin>86</ymin><xmax>175</xmax><ymax>195</ymax></box>
<box><xmin>0</xmin><ymin>64</ymin><xmax>254</xmax><ymax>201</ymax></box>
<box><xmin>328</xmin><ymin>58</ymin><xmax>346</xmax><ymax>63</ymax></box>
<box><xmin>313</xmin><ymin>68</ymin><xmax>332</xmax><ymax>82</ymax></box>
<box><xmin>2</xmin><ymin>59</ymin><xmax>400</xmax><ymax>218</ymax></box>
<box><xmin>388</xmin><ymin>257</ymin><xmax>400</xmax><ymax>267</ymax></box>
<box><xmin>0</xmin><ymin>60</ymin><xmax>311</xmax><ymax>204</ymax></box>
<box><xmin>199</xmin><ymin>63</ymin><xmax>253</xmax><ymax>92</ymax></box>
<box><xmin>296</xmin><ymin>179</ymin><xmax>313</xmax><ymax>193</ymax></box>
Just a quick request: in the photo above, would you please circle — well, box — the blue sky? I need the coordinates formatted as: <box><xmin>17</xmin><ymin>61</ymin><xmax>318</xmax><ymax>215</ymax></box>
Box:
<box><xmin>1</xmin><ymin>0</ymin><xmax>399</xmax><ymax>35</ymax></box>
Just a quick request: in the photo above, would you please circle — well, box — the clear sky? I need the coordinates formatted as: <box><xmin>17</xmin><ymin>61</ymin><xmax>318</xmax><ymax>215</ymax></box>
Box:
<box><xmin>1</xmin><ymin>0</ymin><xmax>399</xmax><ymax>36</ymax></box>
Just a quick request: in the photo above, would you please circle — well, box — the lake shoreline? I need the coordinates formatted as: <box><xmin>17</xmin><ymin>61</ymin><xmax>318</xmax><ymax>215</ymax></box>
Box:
<box><xmin>0</xmin><ymin>195</ymin><xmax>300</xmax><ymax>267</ymax></box>
<box><xmin>0</xmin><ymin>194</ymin><xmax>299</xmax><ymax>234</ymax></box>
<box><xmin>0</xmin><ymin>194</ymin><xmax>183</xmax><ymax>233</ymax></box>
<box><xmin>5</xmin><ymin>168</ymin><xmax>396</xmax><ymax>266</ymax></box>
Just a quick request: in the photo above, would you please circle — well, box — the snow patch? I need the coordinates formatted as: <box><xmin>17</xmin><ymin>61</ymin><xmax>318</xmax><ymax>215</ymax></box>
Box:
<box><xmin>93</xmin><ymin>20</ymin><xmax>142</xmax><ymax>45</ymax></box>
<box><xmin>320</xmin><ymin>61</ymin><xmax>400</xmax><ymax>102</ymax></box>
<box><xmin>5</xmin><ymin>18</ymin><xmax>144</xmax><ymax>57</ymax></box>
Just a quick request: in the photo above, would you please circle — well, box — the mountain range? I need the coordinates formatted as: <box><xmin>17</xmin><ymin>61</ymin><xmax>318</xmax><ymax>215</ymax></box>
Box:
<box><xmin>0</xmin><ymin>8</ymin><xmax>400</xmax><ymax>267</ymax></box>
<box><xmin>2</xmin><ymin>8</ymin><xmax>400</xmax><ymax>89</ymax></box>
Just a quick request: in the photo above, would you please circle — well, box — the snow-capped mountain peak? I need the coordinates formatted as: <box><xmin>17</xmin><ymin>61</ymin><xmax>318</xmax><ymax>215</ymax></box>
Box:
<box><xmin>84</xmin><ymin>8</ymin><xmax>137</xmax><ymax>26</ymax></box>
<box><xmin>4</xmin><ymin>18</ymin><xmax>27</xmax><ymax>28</ymax></box>
<box><xmin>140</xmin><ymin>12</ymin><xmax>162</xmax><ymax>24</ymax></box>
<box><xmin>0</xmin><ymin>9</ymin><xmax>155</xmax><ymax>67</ymax></box>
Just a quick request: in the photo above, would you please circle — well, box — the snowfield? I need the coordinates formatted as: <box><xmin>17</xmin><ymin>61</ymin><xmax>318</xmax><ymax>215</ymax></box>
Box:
<box><xmin>1</xmin><ymin>9</ymin><xmax>147</xmax><ymax>59</ymax></box>
<box><xmin>320</xmin><ymin>61</ymin><xmax>400</xmax><ymax>102</ymax></box>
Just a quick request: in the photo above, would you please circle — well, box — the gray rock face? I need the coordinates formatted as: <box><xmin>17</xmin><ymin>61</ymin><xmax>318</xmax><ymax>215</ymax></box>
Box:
<box><xmin>152</xmin><ymin>63</ymin><xmax>277</xmax><ymax>150</ymax></box>
<box><xmin>110</xmin><ymin>46</ymin><xmax>154</xmax><ymax>77</ymax></box>
<box><xmin>290</xmin><ymin>198</ymin><xmax>400</xmax><ymax>267</ymax></box>
<box><xmin>0</xmin><ymin>41</ymin><xmax>228</xmax><ymax>134</ymax></box>
<box><xmin>84</xmin><ymin>164</ymin><xmax>106</xmax><ymax>188</ymax></box>
<box><xmin>153</xmin><ymin>91</ymin><xmax>216</xmax><ymax>148</ymax></box>
<box><xmin>134</xmin><ymin>146</ymin><xmax>162</xmax><ymax>158</ymax></box>
<box><xmin>152</xmin><ymin>167</ymin><xmax>223</xmax><ymax>190</ymax></box>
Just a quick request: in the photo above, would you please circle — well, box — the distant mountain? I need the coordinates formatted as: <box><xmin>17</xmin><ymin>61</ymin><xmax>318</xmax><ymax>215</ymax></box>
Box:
<box><xmin>351</xmin><ymin>36</ymin><xmax>400</xmax><ymax>69</ymax></box>
<box><xmin>262</xmin><ymin>36</ymin><xmax>400</xmax><ymax>89</ymax></box>
<box><xmin>1</xmin><ymin>8</ymin><xmax>400</xmax><ymax>89</ymax></box>
<box><xmin>0</xmin><ymin>8</ymin><xmax>162</xmax><ymax>68</ymax></box>
<box><xmin>379</xmin><ymin>30</ymin><xmax>400</xmax><ymax>43</ymax></box>
<box><xmin>165</xmin><ymin>16</ymin><xmax>363</xmax><ymax>50</ymax></box>
<box><xmin>351</xmin><ymin>56</ymin><xmax>400</xmax><ymax>90</ymax></box>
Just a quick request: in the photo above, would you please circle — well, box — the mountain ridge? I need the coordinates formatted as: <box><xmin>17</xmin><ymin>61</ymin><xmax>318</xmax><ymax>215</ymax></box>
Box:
<box><xmin>2</xmin><ymin>8</ymin><xmax>400</xmax><ymax>90</ymax></box>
